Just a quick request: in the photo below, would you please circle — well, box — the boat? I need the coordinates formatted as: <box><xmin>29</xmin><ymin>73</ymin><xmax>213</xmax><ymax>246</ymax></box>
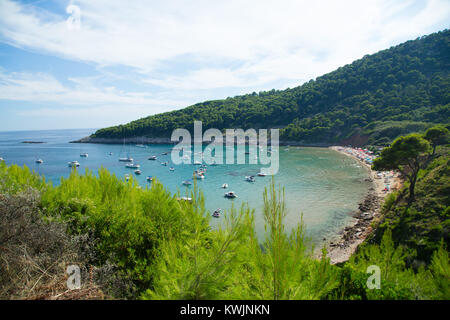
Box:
<box><xmin>212</xmin><ymin>209</ymin><xmax>221</xmax><ymax>218</ymax></box>
<box><xmin>134</xmin><ymin>169</ymin><xmax>142</xmax><ymax>175</ymax></box>
<box><xmin>162</xmin><ymin>152</ymin><xmax>169</xmax><ymax>155</ymax></box>
<box><xmin>80</xmin><ymin>153</ymin><xmax>88</xmax><ymax>158</ymax></box>
<box><xmin>35</xmin><ymin>159</ymin><xmax>44</xmax><ymax>164</ymax></box>
<box><xmin>119</xmin><ymin>156</ymin><xmax>134</xmax><ymax>162</ymax></box>
<box><xmin>245</xmin><ymin>176</ymin><xmax>256</xmax><ymax>182</ymax></box>
<box><xmin>257</xmin><ymin>171</ymin><xmax>267</xmax><ymax>177</ymax></box>
<box><xmin>109</xmin><ymin>152</ymin><xmax>113</xmax><ymax>156</ymax></box>
<box><xmin>68</xmin><ymin>161</ymin><xmax>80</xmax><ymax>167</ymax></box>
<box><xmin>148</xmin><ymin>155</ymin><xmax>157</xmax><ymax>160</ymax></box>
<box><xmin>224</xmin><ymin>191</ymin><xmax>237</xmax><ymax>199</ymax></box>
<box><xmin>177</xmin><ymin>196</ymin><xmax>192</xmax><ymax>202</ymax></box>
<box><xmin>182</xmin><ymin>180</ymin><xmax>192</xmax><ymax>186</ymax></box>
<box><xmin>193</xmin><ymin>161</ymin><xmax>202</xmax><ymax>165</ymax></box>
<box><xmin>125</xmin><ymin>163</ymin><xmax>140</xmax><ymax>169</ymax></box>
<box><xmin>146</xmin><ymin>176</ymin><xmax>153</xmax><ymax>182</ymax></box>
<box><xmin>136</xmin><ymin>144</ymin><xmax>145</xmax><ymax>148</ymax></box>
<box><xmin>0</xmin><ymin>157</ymin><xmax>3</xmax><ymax>161</ymax></box>
<box><xmin>170</xmin><ymin>167</ymin><xmax>175</xmax><ymax>171</ymax></box>
<box><xmin>222</xmin><ymin>183</ymin><xmax>228</xmax><ymax>189</ymax></box>
<box><xmin>125</xmin><ymin>174</ymin><xmax>130</xmax><ymax>181</ymax></box>
<box><xmin>161</xmin><ymin>161</ymin><xmax>168</xmax><ymax>166</ymax></box>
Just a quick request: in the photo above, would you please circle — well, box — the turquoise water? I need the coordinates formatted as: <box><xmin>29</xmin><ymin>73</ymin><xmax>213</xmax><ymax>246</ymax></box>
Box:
<box><xmin>0</xmin><ymin>129</ymin><xmax>372</xmax><ymax>245</ymax></box>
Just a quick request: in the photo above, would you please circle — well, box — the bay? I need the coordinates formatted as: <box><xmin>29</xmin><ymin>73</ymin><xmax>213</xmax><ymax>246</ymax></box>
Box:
<box><xmin>0</xmin><ymin>128</ymin><xmax>372</xmax><ymax>245</ymax></box>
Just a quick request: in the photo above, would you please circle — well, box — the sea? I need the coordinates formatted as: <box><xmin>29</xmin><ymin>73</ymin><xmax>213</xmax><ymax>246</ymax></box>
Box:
<box><xmin>0</xmin><ymin>128</ymin><xmax>373</xmax><ymax>246</ymax></box>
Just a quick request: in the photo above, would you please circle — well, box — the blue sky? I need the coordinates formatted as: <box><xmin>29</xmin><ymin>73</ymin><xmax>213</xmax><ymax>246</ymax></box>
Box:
<box><xmin>0</xmin><ymin>0</ymin><xmax>449</xmax><ymax>131</ymax></box>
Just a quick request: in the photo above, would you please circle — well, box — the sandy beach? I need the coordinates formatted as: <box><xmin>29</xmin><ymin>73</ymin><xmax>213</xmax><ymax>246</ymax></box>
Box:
<box><xmin>324</xmin><ymin>146</ymin><xmax>403</xmax><ymax>264</ymax></box>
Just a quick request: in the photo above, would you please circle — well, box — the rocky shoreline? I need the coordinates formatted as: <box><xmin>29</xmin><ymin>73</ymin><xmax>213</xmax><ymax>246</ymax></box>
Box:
<box><xmin>325</xmin><ymin>146</ymin><xmax>402</xmax><ymax>264</ymax></box>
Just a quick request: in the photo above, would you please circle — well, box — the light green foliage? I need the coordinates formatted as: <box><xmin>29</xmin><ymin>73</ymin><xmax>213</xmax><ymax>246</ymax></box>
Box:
<box><xmin>0</xmin><ymin>163</ymin><xmax>448</xmax><ymax>300</ymax></box>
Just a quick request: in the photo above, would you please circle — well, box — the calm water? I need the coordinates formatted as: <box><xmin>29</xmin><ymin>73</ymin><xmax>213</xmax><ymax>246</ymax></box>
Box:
<box><xmin>0</xmin><ymin>129</ymin><xmax>372</xmax><ymax>245</ymax></box>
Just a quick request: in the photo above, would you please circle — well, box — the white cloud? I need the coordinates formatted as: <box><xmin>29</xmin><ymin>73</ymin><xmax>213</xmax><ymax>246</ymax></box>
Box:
<box><xmin>0</xmin><ymin>70</ymin><xmax>187</xmax><ymax>107</ymax></box>
<box><xmin>0</xmin><ymin>0</ymin><xmax>449</xmax><ymax>130</ymax></box>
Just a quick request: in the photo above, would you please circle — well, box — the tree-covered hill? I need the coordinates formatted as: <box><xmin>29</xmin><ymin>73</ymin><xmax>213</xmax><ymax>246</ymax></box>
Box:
<box><xmin>90</xmin><ymin>30</ymin><xmax>450</xmax><ymax>146</ymax></box>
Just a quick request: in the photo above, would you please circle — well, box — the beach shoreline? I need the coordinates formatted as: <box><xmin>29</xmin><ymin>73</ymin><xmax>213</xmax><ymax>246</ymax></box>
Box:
<box><xmin>324</xmin><ymin>146</ymin><xmax>402</xmax><ymax>264</ymax></box>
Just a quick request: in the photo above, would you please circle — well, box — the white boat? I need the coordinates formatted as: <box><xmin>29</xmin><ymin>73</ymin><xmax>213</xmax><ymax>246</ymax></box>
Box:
<box><xmin>212</xmin><ymin>209</ymin><xmax>221</xmax><ymax>218</ymax></box>
<box><xmin>148</xmin><ymin>155</ymin><xmax>157</xmax><ymax>160</ymax></box>
<box><xmin>119</xmin><ymin>157</ymin><xmax>134</xmax><ymax>162</ymax></box>
<box><xmin>222</xmin><ymin>183</ymin><xmax>228</xmax><ymax>189</ymax></box>
<box><xmin>193</xmin><ymin>161</ymin><xmax>202</xmax><ymax>165</ymax></box>
<box><xmin>146</xmin><ymin>176</ymin><xmax>153</xmax><ymax>182</ymax></box>
<box><xmin>35</xmin><ymin>159</ymin><xmax>44</xmax><ymax>164</ymax></box>
<box><xmin>161</xmin><ymin>162</ymin><xmax>168</xmax><ymax>166</ymax></box>
<box><xmin>182</xmin><ymin>180</ymin><xmax>192</xmax><ymax>186</ymax></box>
<box><xmin>136</xmin><ymin>144</ymin><xmax>145</xmax><ymax>148</ymax></box>
<box><xmin>80</xmin><ymin>153</ymin><xmax>88</xmax><ymax>158</ymax></box>
<box><xmin>245</xmin><ymin>176</ymin><xmax>256</xmax><ymax>182</ymax></box>
<box><xmin>0</xmin><ymin>157</ymin><xmax>3</xmax><ymax>161</ymax></box>
<box><xmin>170</xmin><ymin>167</ymin><xmax>175</xmax><ymax>171</ymax></box>
<box><xmin>134</xmin><ymin>169</ymin><xmax>142</xmax><ymax>175</ymax></box>
<box><xmin>257</xmin><ymin>171</ymin><xmax>267</xmax><ymax>177</ymax></box>
<box><xmin>224</xmin><ymin>191</ymin><xmax>237</xmax><ymax>199</ymax></box>
<box><xmin>68</xmin><ymin>161</ymin><xmax>80</xmax><ymax>167</ymax></box>
<box><xmin>125</xmin><ymin>163</ymin><xmax>140</xmax><ymax>169</ymax></box>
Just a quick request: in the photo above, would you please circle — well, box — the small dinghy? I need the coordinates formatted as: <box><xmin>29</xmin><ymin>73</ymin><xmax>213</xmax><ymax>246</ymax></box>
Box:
<box><xmin>182</xmin><ymin>180</ymin><xmax>192</xmax><ymax>186</ymax></box>
<box><xmin>68</xmin><ymin>161</ymin><xmax>80</xmax><ymax>167</ymax></box>
<box><xmin>212</xmin><ymin>209</ymin><xmax>221</xmax><ymax>218</ymax></box>
<box><xmin>224</xmin><ymin>191</ymin><xmax>237</xmax><ymax>198</ymax></box>
<box><xmin>245</xmin><ymin>176</ymin><xmax>256</xmax><ymax>182</ymax></box>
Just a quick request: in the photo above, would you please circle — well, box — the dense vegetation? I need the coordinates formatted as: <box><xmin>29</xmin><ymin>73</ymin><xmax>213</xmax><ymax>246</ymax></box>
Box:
<box><xmin>91</xmin><ymin>30</ymin><xmax>450</xmax><ymax>146</ymax></box>
<box><xmin>1</xmin><ymin>149</ymin><xmax>448</xmax><ymax>299</ymax></box>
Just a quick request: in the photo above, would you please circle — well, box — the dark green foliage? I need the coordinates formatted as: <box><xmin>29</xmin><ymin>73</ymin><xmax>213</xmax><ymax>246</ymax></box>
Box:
<box><xmin>372</xmin><ymin>134</ymin><xmax>431</xmax><ymax>202</ymax></box>
<box><xmin>91</xmin><ymin>30</ymin><xmax>450</xmax><ymax>146</ymax></box>
<box><xmin>371</xmin><ymin>147</ymin><xmax>449</xmax><ymax>264</ymax></box>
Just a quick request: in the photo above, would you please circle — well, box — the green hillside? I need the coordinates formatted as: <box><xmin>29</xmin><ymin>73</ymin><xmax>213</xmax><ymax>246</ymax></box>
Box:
<box><xmin>91</xmin><ymin>30</ymin><xmax>450</xmax><ymax>146</ymax></box>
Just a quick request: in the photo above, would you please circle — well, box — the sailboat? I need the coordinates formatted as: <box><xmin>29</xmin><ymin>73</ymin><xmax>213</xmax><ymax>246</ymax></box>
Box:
<box><xmin>119</xmin><ymin>138</ymin><xmax>133</xmax><ymax>162</ymax></box>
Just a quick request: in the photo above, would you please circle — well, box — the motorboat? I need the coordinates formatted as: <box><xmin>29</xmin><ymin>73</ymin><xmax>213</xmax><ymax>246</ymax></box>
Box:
<box><xmin>245</xmin><ymin>176</ymin><xmax>256</xmax><ymax>182</ymax></box>
<box><xmin>182</xmin><ymin>180</ymin><xmax>193</xmax><ymax>186</ymax></box>
<box><xmin>119</xmin><ymin>157</ymin><xmax>134</xmax><ymax>162</ymax></box>
<box><xmin>224</xmin><ymin>191</ymin><xmax>237</xmax><ymax>198</ymax></box>
<box><xmin>177</xmin><ymin>197</ymin><xmax>192</xmax><ymax>202</ymax></box>
<box><xmin>222</xmin><ymin>183</ymin><xmax>228</xmax><ymax>189</ymax></box>
<box><xmin>257</xmin><ymin>171</ymin><xmax>267</xmax><ymax>177</ymax></box>
<box><xmin>148</xmin><ymin>155</ymin><xmax>157</xmax><ymax>160</ymax></box>
<box><xmin>212</xmin><ymin>209</ymin><xmax>221</xmax><ymax>218</ymax></box>
<box><xmin>161</xmin><ymin>162</ymin><xmax>168</xmax><ymax>166</ymax></box>
<box><xmin>146</xmin><ymin>176</ymin><xmax>153</xmax><ymax>182</ymax></box>
<box><xmin>80</xmin><ymin>153</ymin><xmax>88</xmax><ymax>158</ymax></box>
<box><xmin>193</xmin><ymin>160</ymin><xmax>202</xmax><ymax>165</ymax></box>
<box><xmin>125</xmin><ymin>163</ymin><xmax>140</xmax><ymax>169</ymax></box>
<box><xmin>134</xmin><ymin>169</ymin><xmax>142</xmax><ymax>175</ymax></box>
<box><xmin>35</xmin><ymin>159</ymin><xmax>44</xmax><ymax>164</ymax></box>
<box><xmin>68</xmin><ymin>161</ymin><xmax>80</xmax><ymax>167</ymax></box>
<box><xmin>170</xmin><ymin>167</ymin><xmax>175</xmax><ymax>171</ymax></box>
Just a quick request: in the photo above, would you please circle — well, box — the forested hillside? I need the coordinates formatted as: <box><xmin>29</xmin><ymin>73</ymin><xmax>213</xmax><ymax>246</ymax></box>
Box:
<box><xmin>91</xmin><ymin>30</ymin><xmax>450</xmax><ymax>146</ymax></box>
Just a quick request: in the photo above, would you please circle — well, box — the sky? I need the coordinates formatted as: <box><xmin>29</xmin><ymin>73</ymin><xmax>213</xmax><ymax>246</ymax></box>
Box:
<box><xmin>0</xmin><ymin>0</ymin><xmax>449</xmax><ymax>131</ymax></box>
